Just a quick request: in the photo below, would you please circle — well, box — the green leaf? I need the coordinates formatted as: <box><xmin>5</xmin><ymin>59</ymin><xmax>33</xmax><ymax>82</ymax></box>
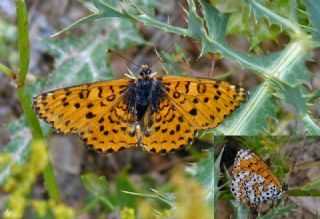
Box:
<box><xmin>81</xmin><ymin>173</ymin><xmax>115</xmax><ymax>211</ymax></box>
<box><xmin>256</xmin><ymin>203</ymin><xmax>296</xmax><ymax>219</ymax></box>
<box><xmin>38</xmin><ymin>19</ymin><xmax>144</xmax><ymax>93</ymax></box>
<box><xmin>0</xmin><ymin>19</ymin><xmax>18</xmax><ymax>67</ymax></box>
<box><xmin>216</xmin><ymin>84</ymin><xmax>277</xmax><ymax>135</ymax></box>
<box><xmin>137</xmin><ymin>14</ymin><xmax>188</xmax><ymax>36</ymax></box>
<box><xmin>272</xmin><ymin>79</ymin><xmax>320</xmax><ymax>135</ymax></box>
<box><xmin>186</xmin><ymin>0</ymin><xmax>207</xmax><ymax>40</ymax></box>
<box><xmin>91</xmin><ymin>0</ymin><xmax>126</xmax><ymax>16</ymax></box>
<box><xmin>230</xmin><ymin>201</ymin><xmax>249</xmax><ymax>219</ymax></box>
<box><xmin>288</xmin><ymin>188</ymin><xmax>320</xmax><ymax>196</ymax></box>
<box><xmin>272</xmin><ymin>80</ymin><xmax>308</xmax><ymax>115</ymax></box>
<box><xmin>187</xmin><ymin>148</ymin><xmax>224</xmax><ymax>218</ymax></box>
<box><xmin>121</xmin><ymin>189</ymin><xmax>174</xmax><ymax>207</ymax></box>
<box><xmin>114</xmin><ymin>171</ymin><xmax>138</xmax><ymax>208</ymax></box>
<box><xmin>81</xmin><ymin>173</ymin><xmax>109</xmax><ymax>196</ymax></box>
<box><xmin>304</xmin><ymin>0</ymin><xmax>320</xmax><ymax>41</ymax></box>
<box><xmin>245</xmin><ymin>0</ymin><xmax>300</xmax><ymax>33</ymax></box>
<box><xmin>200</xmin><ymin>1</ymin><xmax>229</xmax><ymax>42</ymax></box>
<box><xmin>212</xmin><ymin>0</ymin><xmax>286</xmax><ymax>49</ymax></box>
<box><xmin>301</xmin><ymin>114</ymin><xmax>320</xmax><ymax>135</ymax></box>
<box><xmin>308</xmin><ymin>88</ymin><xmax>320</xmax><ymax>102</ymax></box>
<box><xmin>300</xmin><ymin>175</ymin><xmax>320</xmax><ymax>190</ymax></box>
<box><xmin>52</xmin><ymin>14</ymin><xmax>106</xmax><ymax>37</ymax></box>
<box><xmin>0</xmin><ymin>118</ymin><xmax>31</xmax><ymax>184</ymax></box>
<box><xmin>52</xmin><ymin>0</ymin><xmax>131</xmax><ymax>36</ymax></box>
<box><xmin>200</xmin><ymin>1</ymin><xmax>310</xmax><ymax>85</ymax></box>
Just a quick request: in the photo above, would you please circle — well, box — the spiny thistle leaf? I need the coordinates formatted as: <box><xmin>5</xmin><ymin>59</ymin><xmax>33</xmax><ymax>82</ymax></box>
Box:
<box><xmin>245</xmin><ymin>0</ymin><xmax>300</xmax><ymax>33</ymax></box>
<box><xmin>272</xmin><ymin>79</ymin><xmax>320</xmax><ymax>135</ymax></box>
<box><xmin>0</xmin><ymin>118</ymin><xmax>31</xmax><ymax>185</ymax></box>
<box><xmin>300</xmin><ymin>0</ymin><xmax>320</xmax><ymax>41</ymax></box>
<box><xmin>230</xmin><ymin>200</ymin><xmax>249</xmax><ymax>219</ymax></box>
<box><xmin>40</xmin><ymin>19</ymin><xmax>144</xmax><ymax>93</ymax></box>
<box><xmin>216</xmin><ymin>84</ymin><xmax>277</xmax><ymax>135</ymax></box>
<box><xmin>52</xmin><ymin>0</ymin><xmax>130</xmax><ymax>37</ymax></box>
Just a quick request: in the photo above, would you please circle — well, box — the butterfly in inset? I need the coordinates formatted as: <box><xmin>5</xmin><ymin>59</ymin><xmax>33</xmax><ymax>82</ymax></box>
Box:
<box><xmin>230</xmin><ymin>149</ymin><xmax>288</xmax><ymax>207</ymax></box>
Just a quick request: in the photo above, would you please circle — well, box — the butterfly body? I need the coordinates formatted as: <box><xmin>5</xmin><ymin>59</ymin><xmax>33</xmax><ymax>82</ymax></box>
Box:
<box><xmin>33</xmin><ymin>65</ymin><xmax>246</xmax><ymax>153</ymax></box>
<box><xmin>125</xmin><ymin>77</ymin><xmax>165</xmax><ymax>121</ymax></box>
<box><xmin>230</xmin><ymin>149</ymin><xmax>287</xmax><ymax>207</ymax></box>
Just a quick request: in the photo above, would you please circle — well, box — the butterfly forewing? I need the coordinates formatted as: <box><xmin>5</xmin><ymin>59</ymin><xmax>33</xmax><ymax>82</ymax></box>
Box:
<box><xmin>33</xmin><ymin>78</ymin><xmax>138</xmax><ymax>152</ymax></box>
<box><xmin>160</xmin><ymin>76</ymin><xmax>246</xmax><ymax>129</ymax></box>
<box><xmin>230</xmin><ymin>149</ymin><xmax>285</xmax><ymax>206</ymax></box>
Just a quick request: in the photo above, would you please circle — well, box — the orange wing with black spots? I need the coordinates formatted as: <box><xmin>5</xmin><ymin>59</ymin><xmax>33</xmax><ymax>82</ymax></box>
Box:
<box><xmin>33</xmin><ymin>70</ymin><xmax>246</xmax><ymax>154</ymax></box>
<box><xmin>160</xmin><ymin>76</ymin><xmax>246</xmax><ymax>130</ymax></box>
<box><xmin>141</xmin><ymin>96</ymin><xmax>196</xmax><ymax>153</ymax></box>
<box><xmin>140</xmin><ymin>76</ymin><xmax>245</xmax><ymax>153</ymax></box>
<box><xmin>33</xmin><ymin>79</ymin><xmax>138</xmax><ymax>152</ymax></box>
<box><xmin>80</xmin><ymin>100</ymin><xmax>138</xmax><ymax>153</ymax></box>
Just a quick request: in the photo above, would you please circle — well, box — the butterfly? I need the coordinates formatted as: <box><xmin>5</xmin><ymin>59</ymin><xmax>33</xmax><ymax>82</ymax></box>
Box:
<box><xmin>33</xmin><ymin>65</ymin><xmax>245</xmax><ymax>153</ymax></box>
<box><xmin>230</xmin><ymin>149</ymin><xmax>288</xmax><ymax>207</ymax></box>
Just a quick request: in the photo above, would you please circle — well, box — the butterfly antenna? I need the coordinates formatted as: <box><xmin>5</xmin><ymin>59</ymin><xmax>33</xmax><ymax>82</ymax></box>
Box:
<box><xmin>107</xmin><ymin>49</ymin><xmax>142</xmax><ymax>70</ymax></box>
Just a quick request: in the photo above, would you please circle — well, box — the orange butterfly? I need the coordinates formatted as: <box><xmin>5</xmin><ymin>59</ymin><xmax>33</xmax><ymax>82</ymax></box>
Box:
<box><xmin>33</xmin><ymin>65</ymin><xmax>245</xmax><ymax>153</ymax></box>
<box><xmin>230</xmin><ymin>149</ymin><xmax>288</xmax><ymax>207</ymax></box>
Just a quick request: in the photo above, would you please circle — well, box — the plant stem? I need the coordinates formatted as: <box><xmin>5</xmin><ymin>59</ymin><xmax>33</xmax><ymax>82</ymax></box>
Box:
<box><xmin>43</xmin><ymin>160</ymin><xmax>61</xmax><ymax>202</ymax></box>
<box><xmin>0</xmin><ymin>63</ymin><xmax>16</xmax><ymax>79</ymax></box>
<box><xmin>15</xmin><ymin>0</ymin><xmax>61</xmax><ymax>202</ymax></box>
<box><xmin>288</xmin><ymin>189</ymin><xmax>320</xmax><ymax>196</ymax></box>
<box><xmin>15</xmin><ymin>0</ymin><xmax>30</xmax><ymax>86</ymax></box>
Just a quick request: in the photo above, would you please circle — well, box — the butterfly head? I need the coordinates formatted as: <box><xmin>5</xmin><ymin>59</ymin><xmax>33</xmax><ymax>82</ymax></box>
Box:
<box><xmin>282</xmin><ymin>183</ymin><xmax>289</xmax><ymax>191</ymax></box>
<box><xmin>139</xmin><ymin>65</ymin><xmax>153</xmax><ymax>79</ymax></box>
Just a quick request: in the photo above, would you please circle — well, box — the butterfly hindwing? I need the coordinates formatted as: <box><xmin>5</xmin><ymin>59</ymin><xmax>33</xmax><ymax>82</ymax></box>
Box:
<box><xmin>232</xmin><ymin>150</ymin><xmax>283</xmax><ymax>190</ymax></box>
<box><xmin>33</xmin><ymin>79</ymin><xmax>138</xmax><ymax>152</ymax></box>
<box><xmin>230</xmin><ymin>149</ymin><xmax>285</xmax><ymax>206</ymax></box>
<box><xmin>160</xmin><ymin>76</ymin><xmax>246</xmax><ymax>129</ymax></box>
<box><xmin>80</xmin><ymin>100</ymin><xmax>138</xmax><ymax>153</ymax></box>
<box><xmin>141</xmin><ymin>96</ymin><xmax>195</xmax><ymax>153</ymax></box>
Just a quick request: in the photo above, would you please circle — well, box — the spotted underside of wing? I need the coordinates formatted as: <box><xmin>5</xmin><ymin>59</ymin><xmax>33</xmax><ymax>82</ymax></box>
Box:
<box><xmin>33</xmin><ymin>78</ymin><xmax>138</xmax><ymax>152</ymax></box>
<box><xmin>230</xmin><ymin>149</ymin><xmax>284</xmax><ymax>206</ymax></box>
<box><xmin>232</xmin><ymin>150</ymin><xmax>282</xmax><ymax>189</ymax></box>
<box><xmin>141</xmin><ymin>96</ymin><xmax>196</xmax><ymax>153</ymax></box>
<box><xmin>160</xmin><ymin>76</ymin><xmax>246</xmax><ymax>130</ymax></box>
